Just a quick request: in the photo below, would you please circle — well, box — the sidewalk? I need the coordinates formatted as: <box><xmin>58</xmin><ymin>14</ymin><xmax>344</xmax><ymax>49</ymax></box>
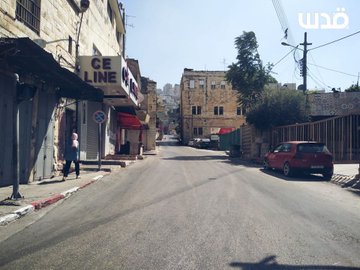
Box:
<box><xmin>331</xmin><ymin>163</ymin><xmax>360</xmax><ymax>189</ymax></box>
<box><xmin>0</xmin><ymin>158</ymin><xmax>138</xmax><ymax>226</ymax></box>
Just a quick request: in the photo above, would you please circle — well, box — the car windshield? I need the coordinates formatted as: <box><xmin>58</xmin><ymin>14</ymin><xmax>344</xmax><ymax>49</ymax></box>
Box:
<box><xmin>297</xmin><ymin>143</ymin><xmax>329</xmax><ymax>153</ymax></box>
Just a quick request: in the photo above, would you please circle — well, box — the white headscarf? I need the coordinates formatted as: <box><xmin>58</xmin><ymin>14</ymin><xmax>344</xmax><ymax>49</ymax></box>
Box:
<box><xmin>71</xmin><ymin>133</ymin><xmax>79</xmax><ymax>148</ymax></box>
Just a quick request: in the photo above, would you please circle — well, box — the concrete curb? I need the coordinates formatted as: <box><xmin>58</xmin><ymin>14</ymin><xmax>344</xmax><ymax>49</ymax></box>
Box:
<box><xmin>331</xmin><ymin>174</ymin><xmax>360</xmax><ymax>190</ymax></box>
<box><xmin>0</xmin><ymin>174</ymin><xmax>104</xmax><ymax>226</ymax></box>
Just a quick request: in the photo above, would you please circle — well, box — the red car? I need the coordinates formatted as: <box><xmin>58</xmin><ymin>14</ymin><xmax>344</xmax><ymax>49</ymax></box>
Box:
<box><xmin>263</xmin><ymin>141</ymin><xmax>334</xmax><ymax>180</ymax></box>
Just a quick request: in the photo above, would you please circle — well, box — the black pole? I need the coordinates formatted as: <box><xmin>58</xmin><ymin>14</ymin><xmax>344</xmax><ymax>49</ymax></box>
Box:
<box><xmin>11</xmin><ymin>90</ymin><xmax>21</xmax><ymax>199</ymax></box>
<box><xmin>98</xmin><ymin>123</ymin><xmax>102</xmax><ymax>171</ymax></box>
<box><xmin>300</xmin><ymin>32</ymin><xmax>312</xmax><ymax>117</ymax></box>
<box><xmin>300</xmin><ymin>32</ymin><xmax>312</xmax><ymax>94</ymax></box>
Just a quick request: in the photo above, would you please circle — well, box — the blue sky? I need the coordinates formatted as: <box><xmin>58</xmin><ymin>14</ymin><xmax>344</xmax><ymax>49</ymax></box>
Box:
<box><xmin>122</xmin><ymin>0</ymin><xmax>359</xmax><ymax>91</ymax></box>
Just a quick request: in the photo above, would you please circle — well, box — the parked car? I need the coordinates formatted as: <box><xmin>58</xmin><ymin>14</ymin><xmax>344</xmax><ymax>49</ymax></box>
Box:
<box><xmin>263</xmin><ymin>141</ymin><xmax>334</xmax><ymax>180</ymax></box>
<box><xmin>197</xmin><ymin>138</ymin><xmax>211</xmax><ymax>149</ymax></box>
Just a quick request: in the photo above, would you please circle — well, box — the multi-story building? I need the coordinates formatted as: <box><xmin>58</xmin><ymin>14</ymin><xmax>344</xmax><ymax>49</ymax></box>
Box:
<box><xmin>140</xmin><ymin>77</ymin><xmax>158</xmax><ymax>150</ymax></box>
<box><xmin>0</xmin><ymin>1</ymin><xmax>151</xmax><ymax>188</ymax></box>
<box><xmin>180</xmin><ymin>69</ymin><xmax>246</xmax><ymax>144</ymax></box>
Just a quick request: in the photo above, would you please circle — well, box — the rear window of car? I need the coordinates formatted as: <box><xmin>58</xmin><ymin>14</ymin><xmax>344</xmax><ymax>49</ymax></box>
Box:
<box><xmin>297</xmin><ymin>143</ymin><xmax>329</xmax><ymax>153</ymax></box>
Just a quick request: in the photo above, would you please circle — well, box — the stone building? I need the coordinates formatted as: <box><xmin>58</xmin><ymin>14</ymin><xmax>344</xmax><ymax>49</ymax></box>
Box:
<box><xmin>140</xmin><ymin>77</ymin><xmax>158</xmax><ymax>151</ymax></box>
<box><xmin>0</xmin><ymin>1</ymin><xmax>149</xmax><ymax>188</ymax></box>
<box><xmin>180</xmin><ymin>69</ymin><xmax>246</xmax><ymax>144</ymax></box>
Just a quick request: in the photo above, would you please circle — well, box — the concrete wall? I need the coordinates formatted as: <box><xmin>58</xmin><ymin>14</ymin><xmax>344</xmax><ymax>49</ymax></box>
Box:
<box><xmin>308</xmin><ymin>92</ymin><xmax>360</xmax><ymax>116</ymax></box>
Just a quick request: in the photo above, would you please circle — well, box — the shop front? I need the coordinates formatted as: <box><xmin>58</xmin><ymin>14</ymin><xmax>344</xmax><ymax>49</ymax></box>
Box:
<box><xmin>79</xmin><ymin>55</ymin><xmax>142</xmax><ymax>159</ymax></box>
<box><xmin>0</xmin><ymin>38</ymin><xmax>103</xmax><ymax>186</ymax></box>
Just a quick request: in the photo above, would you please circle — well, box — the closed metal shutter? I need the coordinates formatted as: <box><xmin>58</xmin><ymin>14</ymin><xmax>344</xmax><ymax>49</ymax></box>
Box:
<box><xmin>86</xmin><ymin>101</ymin><xmax>101</xmax><ymax>160</ymax></box>
<box><xmin>34</xmin><ymin>87</ymin><xmax>56</xmax><ymax>180</ymax></box>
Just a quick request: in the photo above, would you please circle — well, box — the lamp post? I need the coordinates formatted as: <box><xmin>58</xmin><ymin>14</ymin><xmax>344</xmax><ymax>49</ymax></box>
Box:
<box><xmin>281</xmin><ymin>32</ymin><xmax>312</xmax><ymax>94</ymax></box>
<box><xmin>75</xmin><ymin>0</ymin><xmax>90</xmax><ymax>133</ymax></box>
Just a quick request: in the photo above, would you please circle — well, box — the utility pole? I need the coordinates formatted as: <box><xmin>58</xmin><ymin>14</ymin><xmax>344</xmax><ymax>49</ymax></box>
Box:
<box><xmin>300</xmin><ymin>32</ymin><xmax>312</xmax><ymax>93</ymax></box>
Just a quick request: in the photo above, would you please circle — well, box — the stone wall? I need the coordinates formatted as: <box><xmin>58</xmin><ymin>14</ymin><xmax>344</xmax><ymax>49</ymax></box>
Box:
<box><xmin>180</xmin><ymin>70</ymin><xmax>246</xmax><ymax>143</ymax></box>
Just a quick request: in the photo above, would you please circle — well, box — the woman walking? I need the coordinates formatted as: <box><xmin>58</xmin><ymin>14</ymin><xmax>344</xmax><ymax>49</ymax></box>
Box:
<box><xmin>62</xmin><ymin>132</ymin><xmax>80</xmax><ymax>181</ymax></box>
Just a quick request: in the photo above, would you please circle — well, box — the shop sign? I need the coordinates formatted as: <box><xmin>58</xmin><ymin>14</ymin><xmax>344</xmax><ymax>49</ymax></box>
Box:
<box><xmin>121</xmin><ymin>63</ymin><xmax>139</xmax><ymax>100</ymax></box>
<box><xmin>79</xmin><ymin>56</ymin><xmax>121</xmax><ymax>87</ymax></box>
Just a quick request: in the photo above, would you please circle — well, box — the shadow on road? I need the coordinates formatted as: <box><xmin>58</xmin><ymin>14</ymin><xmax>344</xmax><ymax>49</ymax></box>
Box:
<box><xmin>156</xmin><ymin>140</ymin><xmax>181</xmax><ymax>147</ymax></box>
<box><xmin>260</xmin><ymin>168</ymin><xmax>328</xmax><ymax>182</ymax></box>
<box><xmin>162</xmin><ymin>154</ymin><xmax>229</xmax><ymax>161</ymax></box>
<box><xmin>230</xmin><ymin>255</ymin><xmax>360</xmax><ymax>269</ymax></box>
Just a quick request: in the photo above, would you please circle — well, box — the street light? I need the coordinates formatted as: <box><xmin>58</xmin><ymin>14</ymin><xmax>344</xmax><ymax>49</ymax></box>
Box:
<box><xmin>75</xmin><ymin>0</ymin><xmax>90</xmax><ymax>134</ymax></box>
<box><xmin>281</xmin><ymin>32</ymin><xmax>312</xmax><ymax>94</ymax></box>
<box><xmin>75</xmin><ymin>0</ymin><xmax>90</xmax><ymax>72</ymax></box>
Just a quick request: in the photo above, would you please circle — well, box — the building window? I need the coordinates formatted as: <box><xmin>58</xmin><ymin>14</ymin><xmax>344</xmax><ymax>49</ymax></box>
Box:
<box><xmin>16</xmin><ymin>0</ymin><xmax>41</xmax><ymax>35</ymax></box>
<box><xmin>189</xmin><ymin>80</ymin><xmax>195</xmax><ymax>89</ymax></box>
<box><xmin>211</xmin><ymin>81</ymin><xmax>216</xmax><ymax>89</ymax></box>
<box><xmin>192</xmin><ymin>106</ymin><xmax>201</xmax><ymax>115</ymax></box>
<box><xmin>193</xmin><ymin>127</ymin><xmax>203</xmax><ymax>136</ymax></box>
<box><xmin>199</xmin><ymin>79</ymin><xmax>205</xmax><ymax>89</ymax></box>
<box><xmin>214</xmin><ymin>106</ymin><xmax>224</xmax><ymax>115</ymax></box>
<box><xmin>220</xmin><ymin>81</ymin><xmax>226</xmax><ymax>89</ymax></box>
<box><xmin>237</xmin><ymin>107</ymin><xmax>246</xmax><ymax>115</ymax></box>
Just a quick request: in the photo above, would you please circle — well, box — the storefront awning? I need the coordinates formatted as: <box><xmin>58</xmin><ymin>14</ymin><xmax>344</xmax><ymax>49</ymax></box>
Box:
<box><xmin>117</xmin><ymin>112</ymin><xmax>142</xmax><ymax>130</ymax></box>
<box><xmin>0</xmin><ymin>38</ymin><xmax>103</xmax><ymax>102</ymax></box>
<box><xmin>219</xmin><ymin>128</ymin><xmax>235</xmax><ymax>135</ymax></box>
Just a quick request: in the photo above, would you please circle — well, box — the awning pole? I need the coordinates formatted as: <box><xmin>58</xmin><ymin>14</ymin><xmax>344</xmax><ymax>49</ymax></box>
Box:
<box><xmin>11</xmin><ymin>98</ymin><xmax>22</xmax><ymax>199</ymax></box>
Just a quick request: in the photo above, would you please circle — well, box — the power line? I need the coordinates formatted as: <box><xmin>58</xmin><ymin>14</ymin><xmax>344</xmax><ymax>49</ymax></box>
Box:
<box><xmin>308</xmin><ymin>52</ymin><xmax>325</xmax><ymax>87</ymax></box>
<box><xmin>309</xmin><ymin>30</ymin><xmax>360</xmax><ymax>51</ymax></box>
<box><xmin>307</xmin><ymin>63</ymin><xmax>358</xmax><ymax>77</ymax></box>
<box><xmin>307</xmin><ymin>70</ymin><xmax>331</xmax><ymax>90</ymax></box>
<box><xmin>272</xmin><ymin>47</ymin><xmax>297</xmax><ymax>68</ymax></box>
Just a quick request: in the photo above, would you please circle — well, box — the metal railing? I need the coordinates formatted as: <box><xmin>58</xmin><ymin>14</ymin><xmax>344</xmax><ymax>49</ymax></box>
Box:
<box><xmin>270</xmin><ymin>114</ymin><xmax>360</xmax><ymax>162</ymax></box>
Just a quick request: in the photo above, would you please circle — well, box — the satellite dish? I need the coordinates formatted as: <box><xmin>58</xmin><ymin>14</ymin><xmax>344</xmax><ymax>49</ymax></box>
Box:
<box><xmin>297</xmin><ymin>84</ymin><xmax>305</xmax><ymax>91</ymax></box>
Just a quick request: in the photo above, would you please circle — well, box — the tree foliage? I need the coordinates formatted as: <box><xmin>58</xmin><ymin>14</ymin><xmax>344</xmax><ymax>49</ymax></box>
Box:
<box><xmin>345</xmin><ymin>83</ymin><xmax>360</xmax><ymax>92</ymax></box>
<box><xmin>226</xmin><ymin>31</ymin><xmax>276</xmax><ymax>110</ymax></box>
<box><xmin>245</xmin><ymin>88</ymin><xmax>307</xmax><ymax>131</ymax></box>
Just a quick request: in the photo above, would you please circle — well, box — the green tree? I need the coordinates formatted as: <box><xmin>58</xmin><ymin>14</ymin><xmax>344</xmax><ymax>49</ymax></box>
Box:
<box><xmin>345</xmin><ymin>83</ymin><xmax>360</xmax><ymax>92</ymax></box>
<box><xmin>226</xmin><ymin>31</ymin><xmax>276</xmax><ymax>110</ymax></box>
<box><xmin>246</xmin><ymin>87</ymin><xmax>307</xmax><ymax>131</ymax></box>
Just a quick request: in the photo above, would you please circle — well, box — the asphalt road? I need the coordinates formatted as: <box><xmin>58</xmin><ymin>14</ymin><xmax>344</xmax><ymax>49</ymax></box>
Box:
<box><xmin>0</xmin><ymin>135</ymin><xmax>359</xmax><ymax>269</ymax></box>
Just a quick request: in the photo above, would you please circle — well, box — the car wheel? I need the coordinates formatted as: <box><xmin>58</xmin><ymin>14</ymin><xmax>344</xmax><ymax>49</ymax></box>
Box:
<box><xmin>322</xmin><ymin>172</ymin><xmax>333</xmax><ymax>181</ymax></box>
<box><xmin>263</xmin><ymin>159</ymin><xmax>270</xmax><ymax>170</ymax></box>
<box><xmin>283</xmin><ymin>162</ymin><xmax>292</xmax><ymax>177</ymax></box>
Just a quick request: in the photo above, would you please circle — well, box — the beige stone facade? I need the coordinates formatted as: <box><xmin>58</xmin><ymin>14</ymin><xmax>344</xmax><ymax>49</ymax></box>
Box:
<box><xmin>180</xmin><ymin>69</ymin><xmax>246</xmax><ymax>144</ymax></box>
<box><xmin>140</xmin><ymin>78</ymin><xmax>158</xmax><ymax>150</ymax></box>
<box><xmin>0</xmin><ymin>1</ymin><xmax>139</xmax><ymax>184</ymax></box>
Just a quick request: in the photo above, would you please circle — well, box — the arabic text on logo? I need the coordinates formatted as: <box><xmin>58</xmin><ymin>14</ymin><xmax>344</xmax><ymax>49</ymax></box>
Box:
<box><xmin>298</xmin><ymin>8</ymin><xmax>349</xmax><ymax>30</ymax></box>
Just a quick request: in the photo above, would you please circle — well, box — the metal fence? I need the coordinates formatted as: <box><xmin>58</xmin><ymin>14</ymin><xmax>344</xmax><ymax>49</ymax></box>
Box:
<box><xmin>270</xmin><ymin>114</ymin><xmax>360</xmax><ymax>162</ymax></box>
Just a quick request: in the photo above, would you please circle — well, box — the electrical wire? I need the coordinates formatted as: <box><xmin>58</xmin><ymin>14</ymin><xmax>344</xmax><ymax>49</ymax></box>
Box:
<box><xmin>309</xmin><ymin>30</ymin><xmax>360</xmax><ymax>51</ymax></box>
<box><xmin>307</xmin><ymin>69</ymin><xmax>331</xmax><ymax>90</ymax></box>
<box><xmin>307</xmin><ymin>63</ymin><xmax>359</xmax><ymax>78</ymax></box>
<box><xmin>308</xmin><ymin>52</ymin><xmax>325</xmax><ymax>87</ymax></box>
<box><xmin>272</xmin><ymin>47</ymin><xmax>297</xmax><ymax>68</ymax></box>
